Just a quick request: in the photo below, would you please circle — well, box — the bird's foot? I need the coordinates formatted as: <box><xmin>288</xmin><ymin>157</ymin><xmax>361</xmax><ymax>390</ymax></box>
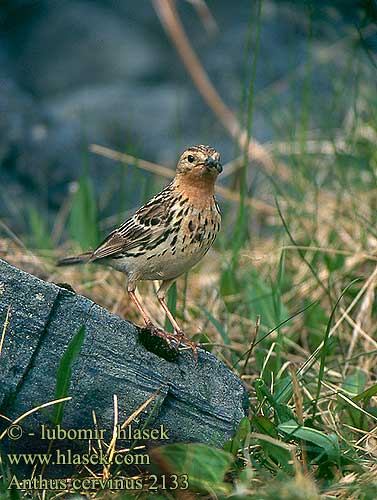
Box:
<box><xmin>145</xmin><ymin>323</ymin><xmax>198</xmax><ymax>358</ymax></box>
<box><xmin>146</xmin><ymin>322</ymin><xmax>179</xmax><ymax>350</ymax></box>
<box><xmin>175</xmin><ymin>329</ymin><xmax>198</xmax><ymax>359</ymax></box>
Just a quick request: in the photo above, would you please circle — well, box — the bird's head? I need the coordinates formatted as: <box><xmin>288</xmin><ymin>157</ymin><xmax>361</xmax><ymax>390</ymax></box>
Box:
<box><xmin>176</xmin><ymin>145</ymin><xmax>222</xmax><ymax>179</ymax></box>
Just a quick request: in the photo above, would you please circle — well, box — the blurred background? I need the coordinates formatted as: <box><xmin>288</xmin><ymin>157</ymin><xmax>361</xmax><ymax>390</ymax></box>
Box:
<box><xmin>1</xmin><ymin>0</ymin><xmax>376</xmax><ymax>240</ymax></box>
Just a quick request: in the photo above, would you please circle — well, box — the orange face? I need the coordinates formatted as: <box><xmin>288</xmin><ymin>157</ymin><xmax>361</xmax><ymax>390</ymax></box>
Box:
<box><xmin>176</xmin><ymin>145</ymin><xmax>222</xmax><ymax>177</ymax></box>
<box><xmin>175</xmin><ymin>145</ymin><xmax>222</xmax><ymax>207</ymax></box>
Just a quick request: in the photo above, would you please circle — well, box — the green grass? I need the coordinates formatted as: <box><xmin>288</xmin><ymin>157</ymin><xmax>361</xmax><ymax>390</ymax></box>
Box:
<box><xmin>51</xmin><ymin>325</ymin><xmax>86</xmax><ymax>426</ymax></box>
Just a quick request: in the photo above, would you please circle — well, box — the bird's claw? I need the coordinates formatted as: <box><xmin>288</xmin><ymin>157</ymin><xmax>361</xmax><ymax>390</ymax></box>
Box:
<box><xmin>146</xmin><ymin>322</ymin><xmax>179</xmax><ymax>350</ymax></box>
<box><xmin>145</xmin><ymin>323</ymin><xmax>198</xmax><ymax>358</ymax></box>
<box><xmin>175</xmin><ymin>329</ymin><xmax>198</xmax><ymax>359</ymax></box>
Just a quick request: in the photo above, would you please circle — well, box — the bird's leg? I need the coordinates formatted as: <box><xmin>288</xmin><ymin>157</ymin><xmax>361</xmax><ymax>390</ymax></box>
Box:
<box><xmin>128</xmin><ymin>290</ymin><xmax>151</xmax><ymax>325</ymax></box>
<box><xmin>157</xmin><ymin>280</ymin><xmax>198</xmax><ymax>357</ymax></box>
<box><xmin>128</xmin><ymin>288</ymin><xmax>178</xmax><ymax>349</ymax></box>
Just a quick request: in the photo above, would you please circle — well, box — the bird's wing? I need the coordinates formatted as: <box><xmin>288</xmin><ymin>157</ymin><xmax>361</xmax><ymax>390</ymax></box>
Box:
<box><xmin>91</xmin><ymin>185</ymin><xmax>175</xmax><ymax>261</ymax></box>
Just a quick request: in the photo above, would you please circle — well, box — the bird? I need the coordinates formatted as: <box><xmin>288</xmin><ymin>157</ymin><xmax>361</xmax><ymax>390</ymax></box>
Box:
<box><xmin>57</xmin><ymin>145</ymin><xmax>222</xmax><ymax>356</ymax></box>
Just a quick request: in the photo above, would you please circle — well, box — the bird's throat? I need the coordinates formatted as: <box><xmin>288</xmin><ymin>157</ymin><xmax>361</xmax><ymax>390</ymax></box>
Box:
<box><xmin>175</xmin><ymin>171</ymin><xmax>216</xmax><ymax>207</ymax></box>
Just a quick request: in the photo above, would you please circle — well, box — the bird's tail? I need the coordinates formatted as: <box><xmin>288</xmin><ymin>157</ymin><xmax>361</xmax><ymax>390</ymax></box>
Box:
<box><xmin>56</xmin><ymin>252</ymin><xmax>93</xmax><ymax>267</ymax></box>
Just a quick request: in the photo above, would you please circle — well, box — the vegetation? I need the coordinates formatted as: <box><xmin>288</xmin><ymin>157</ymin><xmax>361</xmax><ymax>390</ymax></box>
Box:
<box><xmin>1</xmin><ymin>2</ymin><xmax>377</xmax><ymax>499</ymax></box>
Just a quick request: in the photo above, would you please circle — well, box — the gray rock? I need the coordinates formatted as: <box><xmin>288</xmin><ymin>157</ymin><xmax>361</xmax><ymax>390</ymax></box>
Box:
<box><xmin>0</xmin><ymin>258</ymin><xmax>248</xmax><ymax>472</ymax></box>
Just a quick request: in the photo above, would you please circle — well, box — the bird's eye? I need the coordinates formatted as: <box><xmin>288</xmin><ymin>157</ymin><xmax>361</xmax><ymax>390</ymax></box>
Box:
<box><xmin>187</xmin><ymin>155</ymin><xmax>195</xmax><ymax>163</ymax></box>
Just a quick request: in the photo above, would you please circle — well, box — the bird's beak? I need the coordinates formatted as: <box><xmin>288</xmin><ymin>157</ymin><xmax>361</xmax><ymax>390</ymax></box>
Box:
<box><xmin>204</xmin><ymin>156</ymin><xmax>223</xmax><ymax>173</ymax></box>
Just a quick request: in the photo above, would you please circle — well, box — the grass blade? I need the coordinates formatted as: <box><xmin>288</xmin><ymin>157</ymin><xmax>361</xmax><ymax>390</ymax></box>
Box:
<box><xmin>51</xmin><ymin>325</ymin><xmax>86</xmax><ymax>425</ymax></box>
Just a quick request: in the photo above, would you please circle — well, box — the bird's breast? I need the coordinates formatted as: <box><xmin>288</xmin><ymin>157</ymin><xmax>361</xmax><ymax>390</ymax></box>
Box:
<box><xmin>112</xmin><ymin>201</ymin><xmax>221</xmax><ymax>282</ymax></box>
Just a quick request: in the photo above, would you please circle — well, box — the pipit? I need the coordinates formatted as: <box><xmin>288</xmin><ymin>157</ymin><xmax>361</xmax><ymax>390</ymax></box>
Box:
<box><xmin>58</xmin><ymin>145</ymin><xmax>222</xmax><ymax>355</ymax></box>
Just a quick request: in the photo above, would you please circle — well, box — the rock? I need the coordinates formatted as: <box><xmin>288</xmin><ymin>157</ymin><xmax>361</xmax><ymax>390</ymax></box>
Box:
<box><xmin>0</xmin><ymin>258</ymin><xmax>248</xmax><ymax>475</ymax></box>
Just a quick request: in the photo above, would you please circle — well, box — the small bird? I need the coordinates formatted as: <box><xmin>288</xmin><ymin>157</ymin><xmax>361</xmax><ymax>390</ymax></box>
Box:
<box><xmin>57</xmin><ymin>145</ymin><xmax>222</xmax><ymax>355</ymax></box>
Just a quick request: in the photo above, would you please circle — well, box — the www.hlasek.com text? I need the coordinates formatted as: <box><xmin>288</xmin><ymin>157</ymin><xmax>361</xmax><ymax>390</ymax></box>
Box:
<box><xmin>7</xmin><ymin>449</ymin><xmax>150</xmax><ymax>466</ymax></box>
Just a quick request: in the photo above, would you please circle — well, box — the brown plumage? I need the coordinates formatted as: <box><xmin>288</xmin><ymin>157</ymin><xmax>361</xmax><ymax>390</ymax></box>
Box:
<box><xmin>58</xmin><ymin>145</ymin><xmax>222</xmax><ymax>355</ymax></box>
